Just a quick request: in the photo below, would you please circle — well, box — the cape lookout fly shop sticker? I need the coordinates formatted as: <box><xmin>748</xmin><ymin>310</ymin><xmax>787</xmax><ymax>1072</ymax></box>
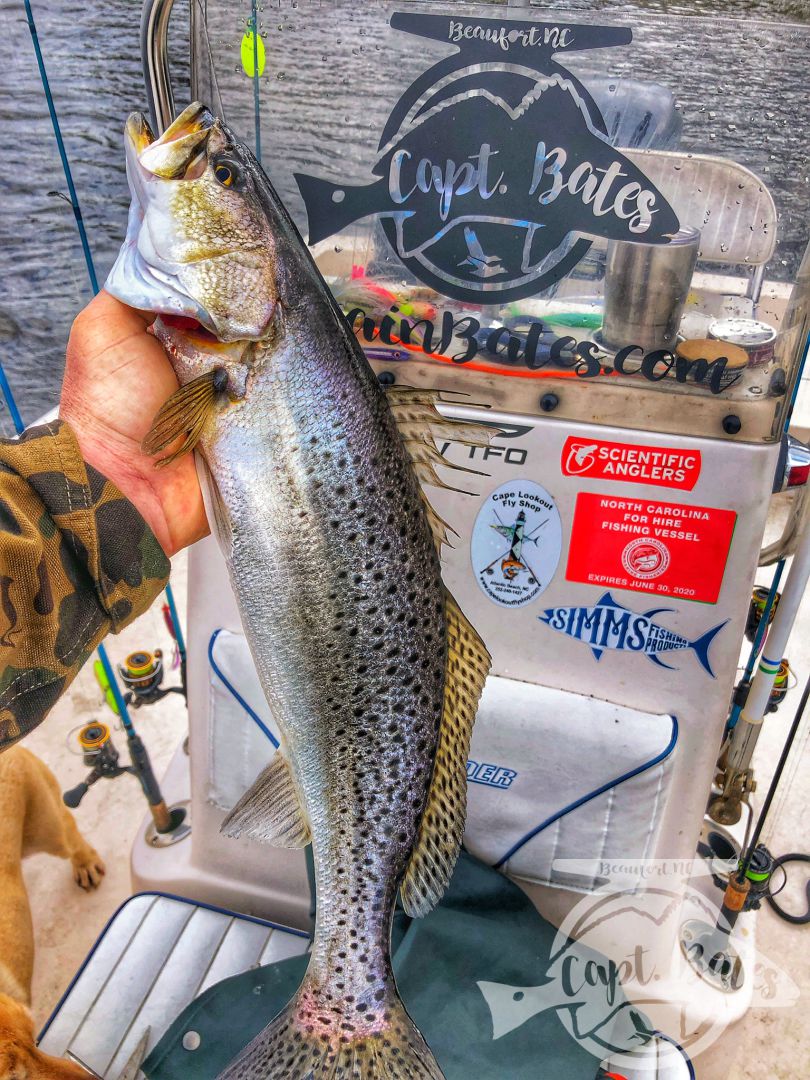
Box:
<box><xmin>472</xmin><ymin>480</ymin><xmax>562</xmax><ymax>607</ymax></box>
<box><xmin>296</xmin><ymin>12</ymin><xmax>680</xmax><ymax>304</ymax></box>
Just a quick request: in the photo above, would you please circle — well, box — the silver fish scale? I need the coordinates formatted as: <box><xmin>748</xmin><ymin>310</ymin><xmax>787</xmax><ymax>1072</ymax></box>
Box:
<box><xmin>206</xmin><ymin>318</ymin><xmax>447</xmax><ymax>1045</ymax></box>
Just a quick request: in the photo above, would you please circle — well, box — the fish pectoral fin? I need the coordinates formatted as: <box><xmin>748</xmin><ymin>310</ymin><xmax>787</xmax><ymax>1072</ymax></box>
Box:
<box><xmin>142</xmin><ymin>366</ymin><xmax>229</xmax><ymax>468</ymax></box>
<box><xmin>221</xmin><ymin>751</ymin><xmax>312</xmax><ymax>848</ymax></box>
<box><xmin>401</xmin><ymin>589</ymin><xmax>491</xmax><ymax>918</ymax></box>
<box><xmin>384</xmin><ymin>385</ymin><xmax>497</xmax><ymax>552</ymax></box>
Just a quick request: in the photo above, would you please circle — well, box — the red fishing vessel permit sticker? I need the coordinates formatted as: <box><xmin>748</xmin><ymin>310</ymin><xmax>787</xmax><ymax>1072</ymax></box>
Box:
<box><xmin>566</xmin><ymin>494</ymin><xmax>736</xmax><ymax>603</ymax></box>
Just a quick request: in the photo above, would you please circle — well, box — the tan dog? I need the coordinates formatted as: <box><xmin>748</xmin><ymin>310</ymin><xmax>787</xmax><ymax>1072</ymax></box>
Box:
<box><xmin>0</xmin><ymin>745</ymin><xmax>105</xmax><ymax>1079</ymax></box>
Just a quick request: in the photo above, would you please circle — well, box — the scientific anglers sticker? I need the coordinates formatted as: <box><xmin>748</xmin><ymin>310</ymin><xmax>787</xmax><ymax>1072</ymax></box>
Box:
<box><xmin>561</xmin><ymin>437</ymin><xmax>701</xmax><ymax>491</ymax></box>
<box><xmin>567</xmin><ymin>494</ymin><xmax>736</xmax><ymax>603</ymax></box>
<box><xmin>538</xmin><ymin>592</ymin><xmax>727</xmax><ymax>675</ymax></box>
<box><xmin>472</xmin><ymin>480</ymin><xmax>562</xmax><ymax>607</ymax></box>
<box><xmin>295</xmin><ymin>12</ymin><xmax>680</xmax><ymax>303</ymax></box>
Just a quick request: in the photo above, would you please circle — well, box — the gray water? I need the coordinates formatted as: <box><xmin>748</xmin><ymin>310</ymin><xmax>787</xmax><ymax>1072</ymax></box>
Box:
<box><xmin>0</xmin><ymin>0</ymin><xmax>808</xmax><ymax>420</ymax></box>
<box><xmin>0</xmin><ymin>0</ymin><xmax>189</xmax><ymax>423</ymax></box>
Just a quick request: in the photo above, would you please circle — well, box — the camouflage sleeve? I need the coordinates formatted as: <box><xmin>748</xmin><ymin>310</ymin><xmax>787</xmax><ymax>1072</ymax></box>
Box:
<box><xmin>0</xmin><ymin>420</ymin><xmax>170</xmax><ymax>750</ymax></box>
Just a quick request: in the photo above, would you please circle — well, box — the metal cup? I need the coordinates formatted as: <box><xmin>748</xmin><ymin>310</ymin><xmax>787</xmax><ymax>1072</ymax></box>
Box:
<box><xmin>602</xmin><ymin>226</ymin><xmax>700</xmax><ymax>353</ymax></box>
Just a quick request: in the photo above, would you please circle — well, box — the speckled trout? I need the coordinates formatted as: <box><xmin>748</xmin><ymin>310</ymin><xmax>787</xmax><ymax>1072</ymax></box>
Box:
<box><xmin>106</xmin><ymin>103</ymin><xmax>491</xmax><ymax>1079</ymax></box>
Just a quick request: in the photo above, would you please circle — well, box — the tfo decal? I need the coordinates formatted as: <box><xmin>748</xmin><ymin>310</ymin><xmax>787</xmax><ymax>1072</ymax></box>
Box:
<box><xmin>296</xmin><ymin>12</ymin><xmax>680</xmax><ymax>304</ymax></box>
<box><xmin>561</xmin><ymin>437</ymin><xmax>701</xmax><ymax>490</ymax></box>
<box><xmin>472</xmin><ymin>480</ymin><xmax>562</xmax><ymax>608</ymax></box>
<box><xmin>538</xmin><ymin>592</ymin><xmax>727</xmax><ymax>676</ymax></box>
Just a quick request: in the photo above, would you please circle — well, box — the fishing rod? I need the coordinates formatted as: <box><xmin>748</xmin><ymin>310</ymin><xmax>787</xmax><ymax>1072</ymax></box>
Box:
<box><xmin>710</xmin><ymin>503</ymin><xmax>810</xmax><ymax>826</ymax></box>
<box><xmin>248</xmin><ymin>1</ymin><xmax>262</xmax><ymax>162</ymax></box>
<box><xmin>682</xmin><ymin>666</ymin><xmax>810</xmax><ymax>988</ymax></box>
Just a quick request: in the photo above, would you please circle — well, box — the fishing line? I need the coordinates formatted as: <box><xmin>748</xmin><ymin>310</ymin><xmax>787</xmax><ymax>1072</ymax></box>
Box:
<box><xmin>193</xmin><ymin>0</ymin><xmax>226</xmax><ymax>123</ymax></box>
<box><xmin>762</xmin><ymin>683</ymin><xmax>810</xmax><ymax>849</ymax></box>
<box><xmin>23</xmin><ymin>0</ymin><xmax>99</xmax><ymax>293</ymax></box>
<box><xmin>250</xmin><ymin>0</ymin><xmax>261</xmax><ymax>161</ymax></box>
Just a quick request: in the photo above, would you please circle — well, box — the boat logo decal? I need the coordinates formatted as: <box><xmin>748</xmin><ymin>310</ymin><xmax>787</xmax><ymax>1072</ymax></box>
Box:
<box><xmin>561</xmin><ymin>437</ymin><xmax>701</xmax><ymax>491</ymax></box>
<box><xmin>296</xmin><ymin>12</ymin><xmax>680</xmax><ymax>304</ymax></box>
<box><xmin>537</xmin><ymin>591</ymin><xmax>727</xmax><ymax>675</ymax></box>
<box><xmin>467</xmin><ymin>760</ymin><xmax>518</xmax><ymax>789</ymax></box>
<box><xmin>471</xmin><ymin>480</ymin><xmax>562</xmax><ymax>608</ymax></box>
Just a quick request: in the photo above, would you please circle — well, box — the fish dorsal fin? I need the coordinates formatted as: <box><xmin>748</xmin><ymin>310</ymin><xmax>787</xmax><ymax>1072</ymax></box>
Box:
<box><xmin>384</xmin><ymin>385</ymin><xmax>494</xmax><ymax>552</ymax></box>
<box><xmin>221</xmin><ymin>751</ymin><xmax>311</xmax><ymax>848</ymax></box>
<box><xmin>400</xmin><ymin>589</ymin><xmax>491</xmax><ymax>917</ymax></box>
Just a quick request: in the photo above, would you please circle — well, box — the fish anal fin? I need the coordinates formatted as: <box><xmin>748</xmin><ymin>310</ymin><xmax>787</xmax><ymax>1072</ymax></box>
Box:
<box><xmin>221</xmin><ymin>751</ymin><xmax>311</xmax><ymax>848</ymax></box>
<box><xmin>384</xmin><ymin>384</ymin><xmax>496</xmax><ymax>552</ymax></box>
<box><xmin>142</xmin><ymin>367</ymin><xmax>228</xmax><ymax>468</ymax></box>
<box><xmin>401</xmin><ymin>590</ymin><xmax>491</xmax><ymax>917</ymax></box>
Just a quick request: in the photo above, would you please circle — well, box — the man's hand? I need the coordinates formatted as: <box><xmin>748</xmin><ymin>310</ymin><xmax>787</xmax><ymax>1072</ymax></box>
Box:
<box><xmin>61</xmin><ymin>290</ymin><xmax>209</xmax><ymax>556</ymax></box>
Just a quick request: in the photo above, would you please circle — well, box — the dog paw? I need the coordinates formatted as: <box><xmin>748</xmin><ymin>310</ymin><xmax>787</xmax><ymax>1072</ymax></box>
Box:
<box><xmin>72</xmin><ymin>849</ymin><xmax>106</xmax><ymax>891</ymax></box>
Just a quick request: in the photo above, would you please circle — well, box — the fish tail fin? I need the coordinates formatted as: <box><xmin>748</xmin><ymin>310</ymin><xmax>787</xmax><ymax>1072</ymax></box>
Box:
<box><xmin>217</xmin><ymin>982</ymin><xmax>444</xmax><ymax>1079</ymax></box>
<box><xmin>294</xmin><ymin>172</ymin><xmax>376</xmax><ymax>246</ymax></box>
<box><xmin>691</xmin><ymin>620</ymin><xmax>729</xmax><ymax>677</ymax></box>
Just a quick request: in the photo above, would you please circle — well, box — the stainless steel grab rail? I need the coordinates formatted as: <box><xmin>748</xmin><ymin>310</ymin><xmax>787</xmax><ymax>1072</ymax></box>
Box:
<box><xmin>141</xmin><ymin>0</ymin><xmax>177</xmax><ymax>134</ymax></box>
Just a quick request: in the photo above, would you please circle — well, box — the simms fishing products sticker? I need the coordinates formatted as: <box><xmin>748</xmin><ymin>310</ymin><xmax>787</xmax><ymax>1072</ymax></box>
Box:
<box><xmin>295</xmin><ymin>12</ymin><xmax>680</xmax><ymax>304</ymax></box>
<box><xmin>561</xmin><ymin>437</ymin><xmax>701</xmax><ymax>491</ymax></box>
<box><xmin>566</xmin><ymin>494</ymin><xmax>736</xmax><ymax>603</ymax></box>
<box><xmin>538</xmin><ymin>592</ymin><xmax>727</xmax><ymax>675</ymax></box>
<box><xmin>472</xmin><ymin>480</ymin><xmax>562</xmax><ymax>607</ymax></box>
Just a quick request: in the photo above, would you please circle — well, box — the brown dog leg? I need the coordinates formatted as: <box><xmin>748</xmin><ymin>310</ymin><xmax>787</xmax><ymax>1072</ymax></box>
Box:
<box><xmin>0</xmin><ymin>994</ymin><xmax>89</xmax><ymax>1079</ymax></box>
<box><xmin>19</xmin><ymin>748</ymin><xmax>106</xmax><ymax>891</ymax></box>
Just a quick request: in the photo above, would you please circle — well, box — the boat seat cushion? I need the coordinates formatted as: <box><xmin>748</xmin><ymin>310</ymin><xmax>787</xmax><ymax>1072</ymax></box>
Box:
<box><xmin>208</xmin><ymin>629</ymin><xmax>676</xmax><ymax>893</ymax></box>
<box><xmin>36</xmin><ymin>893</ymin><xmax>309</xmax><ymax>1076</ymax></box>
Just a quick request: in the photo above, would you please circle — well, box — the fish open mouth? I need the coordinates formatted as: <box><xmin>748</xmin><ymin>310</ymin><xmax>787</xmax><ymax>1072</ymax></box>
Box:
<box><xmin>159</xmin><ymin>313</ymin><xmax>220</xmax><ymax>343</ymax></box>
<box><xmin>129</xmin><ymin>103</ymin><xmax>215</xmax><ymax>179</ymax></box>
<box><xmin>106</xmin><ymin>103</ymin><xmax>222</xmax><ymax>337</ymax></box>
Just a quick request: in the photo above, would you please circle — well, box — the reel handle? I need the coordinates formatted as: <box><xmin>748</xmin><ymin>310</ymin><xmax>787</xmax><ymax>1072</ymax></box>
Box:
<box><xmin>63</xmin><ymin>780</ymin><xmax>89</xmax><ymax>808</ymax></box>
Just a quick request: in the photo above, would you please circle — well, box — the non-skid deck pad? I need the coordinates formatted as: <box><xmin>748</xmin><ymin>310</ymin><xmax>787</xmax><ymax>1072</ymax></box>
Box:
<box><xmin>145</xmin><ymin>852</ymin><xmax>653</xmax><ymax>1079</ymax></box>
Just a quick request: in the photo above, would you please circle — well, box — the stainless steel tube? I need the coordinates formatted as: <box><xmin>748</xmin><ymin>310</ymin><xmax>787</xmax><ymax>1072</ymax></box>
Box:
<box><xmin>141</xmin><ymin>0</ymin><xmax>177</xmax><ymax>134</ymax></box>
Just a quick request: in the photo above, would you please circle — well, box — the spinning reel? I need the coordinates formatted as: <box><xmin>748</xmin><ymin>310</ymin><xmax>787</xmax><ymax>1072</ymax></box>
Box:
<box><xmin>62</xmin><ymin>722</ymin><xmax>134</xmax><ymax>808</ymax></box>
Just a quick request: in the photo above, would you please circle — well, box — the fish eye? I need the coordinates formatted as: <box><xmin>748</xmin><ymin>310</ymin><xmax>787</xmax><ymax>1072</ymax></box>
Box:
<box><xmin>214</xmin><ymin>160</ymin><xmax>239</xmax><ymax>188</ymax></box>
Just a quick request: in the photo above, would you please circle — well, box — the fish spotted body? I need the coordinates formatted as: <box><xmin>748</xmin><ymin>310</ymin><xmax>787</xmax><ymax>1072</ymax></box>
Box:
<box><xmin>106</xmin><ymin>103</ymin><xmax>490</xmax><ymax>1079</ymax></box>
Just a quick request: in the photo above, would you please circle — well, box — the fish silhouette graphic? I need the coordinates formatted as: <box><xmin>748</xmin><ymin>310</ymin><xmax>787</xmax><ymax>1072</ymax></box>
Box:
<box><xmin>538</xmin><ymin>592</ymin><xmax>727</xmax><ymax>675</ymax></box>
<box><xmin>295</xmin><ymin>13</ymin><xmax>681</xmax><ymax>303</ymax></box>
